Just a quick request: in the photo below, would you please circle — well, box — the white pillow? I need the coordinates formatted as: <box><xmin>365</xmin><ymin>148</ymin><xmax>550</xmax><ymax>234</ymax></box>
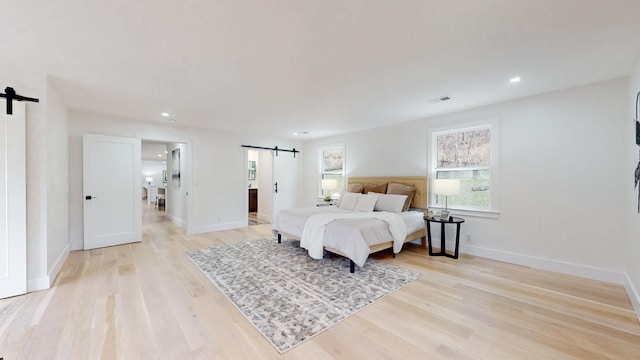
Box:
<box><xmin>339</xmin><ymin>192</ymin><xmax>359</xmax><ymax>210</ymax></box>
<box><xmin>371</xmin><ymin>193</ymin><xmax>408</xmax><ymax>212</ymax></box>
<box><xmin>354</xmin><ymin>194</ymin><xmax>378</xmax><ymax>212</ymax></box>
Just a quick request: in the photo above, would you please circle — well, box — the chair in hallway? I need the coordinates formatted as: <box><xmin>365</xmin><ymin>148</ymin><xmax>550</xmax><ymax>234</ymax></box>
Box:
<box><xmin>156</xmin><ymin>187</ymin><xmax>166</xmax><ymax>210</ymax></box>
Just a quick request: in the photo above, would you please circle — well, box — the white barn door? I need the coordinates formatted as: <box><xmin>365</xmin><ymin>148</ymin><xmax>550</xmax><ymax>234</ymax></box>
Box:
<box><xmin>0</xmin><ymin>99</ymin><xmax>26</xmax><ymax>299</ymax></box>
<box><xmin>83</xmin><ymin>134</ymin><xmax>141</xmax><ymax>250</ymax></box>
<box><xmin>272</xmin><ymin>151</ymin><xmax>298</xmax><ymax>219</ymax></box>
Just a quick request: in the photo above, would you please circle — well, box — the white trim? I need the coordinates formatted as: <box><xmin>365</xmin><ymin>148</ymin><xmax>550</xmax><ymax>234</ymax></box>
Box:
<box><xmin>463</xmin><ymin>244</ymin><xmax>626</xmax><ymax>285</ymax></box>
<box><xmin>624</xmin><ymin>273</ymin><xmax>640</xmax><ymax>324</ymax></box>
<box><xmin>27</xmin><ymin>276</ymin><xmax>50</xmax><ymax>292</ymax></box>
<box><xmin>430</xmin><ymin>206</ymin><xmax>501</xmax><ymax>219</ymax></box>
<box><xmin>190</xmin><ymin>221</ymin><xmax>246</xmax><ymax>235</ymax></box>
<box><xmin>167</xmin><ymin>213</ymin><xmax>185</xmax><ymax>227</ymax></box>
<box><xmin>318</xmin><ymin>143</ymin><xmax>345</xmax><ymax>197</ymax></box>
<box><xmin>24</xmin><ymin>243</ymin><xmax>68</xmax><ymax>293</ymax></box>
<box><xmin>48</xmin><ymin>244</ymin><xmax>70</xmax><ymax>287</ymax></box>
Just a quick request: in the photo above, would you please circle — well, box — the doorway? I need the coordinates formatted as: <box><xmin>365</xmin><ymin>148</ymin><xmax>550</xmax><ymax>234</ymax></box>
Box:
<box><xmin>140</xmin><ymin>140</ymin><xmax>190</xmax><ymax>230</ymax></box>
<box><xmin>245</xmin><ymin>148</ymin><xmax>298</xmax><ymax>227</ymax></box>
<box><xmin>247</xmin><ymin>149</ymin><xmax>272</xmax><ymax>226</ymax></box>
<box><xmin>141</xmin><ymin>140</ymin><xmax>168</xmax><ymax>207</ymax></box>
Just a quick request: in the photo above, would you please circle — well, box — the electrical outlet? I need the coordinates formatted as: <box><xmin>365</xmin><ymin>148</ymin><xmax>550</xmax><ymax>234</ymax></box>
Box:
<box><xmin>466</xmin><ymin>233</ymin><xmax>472</xmax><ymax>243</ymax></box>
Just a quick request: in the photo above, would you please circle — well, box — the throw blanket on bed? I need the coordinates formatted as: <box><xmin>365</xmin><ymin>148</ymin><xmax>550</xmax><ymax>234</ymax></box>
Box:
<box><xmin>299</xmin><ymin>212</ymin><xmax>407</xmax><ymax>265</ymax></box>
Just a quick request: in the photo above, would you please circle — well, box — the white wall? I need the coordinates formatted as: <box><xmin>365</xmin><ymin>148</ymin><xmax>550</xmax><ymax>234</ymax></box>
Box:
<box><xmin>166</xmin><ymin>143</ymin><xmax>186</xmax><ymax>225</ymax></box>
<box><xmin>303</xmin><ymin>78</ymin><xmax>629</xmax><ymax>284</ymax></box>
<box><xmin>45</xmin><ymin>81</ymin><xmax>70</xmax><ymax>287</ymax></box>
<box><xmin>21</xmin><ymin>76</ymin><xmax>49</xmax><ymax>291</ymax></box>
<box><xmin>247</xmin><ymin>149</ymin><xmax>258</xmax><ymax>189</ymax></box>
<box><xmin>627</xmin><ymin>59</ymin><xmax>640</xmax><ymax>317</ymax></box>
<box><xmin>68</xmin><ymin>110</ymin><xmax>302</xmax><ymax>249</ymax></box>
<box><xmin>141</xmin><ymin>161</ymin><xmax>166</xmax><ymax>188</ymax></box>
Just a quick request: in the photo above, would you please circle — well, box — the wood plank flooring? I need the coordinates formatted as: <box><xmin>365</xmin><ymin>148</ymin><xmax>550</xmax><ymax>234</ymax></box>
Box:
<box><xmin>1</xmin><ymin>203</ymin><xmax>639</xmax><ymax>359</ymax></box>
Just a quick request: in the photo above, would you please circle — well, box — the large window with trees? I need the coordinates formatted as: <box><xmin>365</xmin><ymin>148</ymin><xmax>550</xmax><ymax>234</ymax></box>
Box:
<box><xmin>319</xmin><ymin>144</ymin><xmax>345</xmax><ymax>197</ymax></box>
<box><xmin>430</xmin><ymin>124</ymin><xmax>494</xmax><ymax>210</ymax></box>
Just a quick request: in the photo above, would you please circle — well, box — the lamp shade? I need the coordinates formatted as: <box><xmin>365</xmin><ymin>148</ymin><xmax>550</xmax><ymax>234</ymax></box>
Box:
<box><xmin>433</xmin><ymin>179</ymin><xmax>460</xmax><ymax>196</ymax></box>
<box><xmin>321</xmin><ymin>179</ymin><xmax>338</xmax><ymax>191</ymax></box>
<box><xmin>145</xmin><ymin>177</ymin><xmax>153</xmax><ymax>183</ymax></box>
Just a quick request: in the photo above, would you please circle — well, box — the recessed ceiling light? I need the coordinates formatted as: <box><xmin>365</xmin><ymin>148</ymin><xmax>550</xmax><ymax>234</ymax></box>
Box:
<box><xmin>293</xmin><ymin>131</ymin><xmax>309</xmax><ymax>136</ymax></box>
<box><xmin>164</xmin><ymin>150</ymin><xmax>168</xmax><ymax>154</ymax></box>
<box><xmin>510</xmin><ymin>76</ymin><xmax>521</xmax><ymax>83</ymax></box>
<box><xmin>162</xmin><ymin>161</ymin><xmax>166</xmax><ymax>164</ymax></box>
<box><xmin>157</xmin><ymin>154</ymin><xmax>162</xmax><ymax>157</ymax></box>
<box><xmin>162</xmin><ymin>112</ymin><xmax>170</xmax><ymax>117</ymax></box>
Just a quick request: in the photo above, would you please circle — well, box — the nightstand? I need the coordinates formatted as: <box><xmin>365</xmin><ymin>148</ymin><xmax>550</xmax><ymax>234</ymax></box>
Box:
<box><xmin>424</xmin><ymin>216</ymin><xmax>465</xmax><ymax>259</ymax></box>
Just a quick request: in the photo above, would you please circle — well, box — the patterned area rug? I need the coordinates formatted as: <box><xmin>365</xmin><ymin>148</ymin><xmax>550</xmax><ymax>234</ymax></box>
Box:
<box><xmin>187</xmin><ymin>238</ymin><xmax>420</xmax><ymax>353</ymax></box>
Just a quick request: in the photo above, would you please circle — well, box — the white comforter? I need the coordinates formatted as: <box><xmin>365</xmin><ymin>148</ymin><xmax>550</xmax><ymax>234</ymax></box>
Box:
<box><xmin>273</xmin><ymin>207</ymin><xmax>424</xmax><ymax>267</ymax></box>
<box><xmin>299</xmin><ymin>212</ymin><xmax>407</xmax><ymax>267</ymax></box>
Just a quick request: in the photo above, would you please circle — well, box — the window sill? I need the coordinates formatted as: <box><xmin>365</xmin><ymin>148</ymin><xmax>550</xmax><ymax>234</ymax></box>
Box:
<box><xmin>430</xmin><ymin>207</ymin><xmax>500</xmax><ymax>219</ymax></box>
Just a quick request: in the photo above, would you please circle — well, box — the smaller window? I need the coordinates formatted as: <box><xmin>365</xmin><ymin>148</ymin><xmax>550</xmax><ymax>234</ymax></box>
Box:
<box><xmin>319</xmin><ymin>145</ymin><xmax>345</xmax><ymax>198</ymax></box>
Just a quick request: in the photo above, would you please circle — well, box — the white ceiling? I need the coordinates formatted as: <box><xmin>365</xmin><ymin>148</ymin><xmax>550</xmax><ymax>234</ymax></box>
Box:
<box><xmin>141</xmin><ymin>141</ymin><xmax>167</xmax><ymax>162</ymax></box>
<box><xmin>2</xmin><ymin>1</ymin><xmax>640</xmax><ymax>139</ymax></box>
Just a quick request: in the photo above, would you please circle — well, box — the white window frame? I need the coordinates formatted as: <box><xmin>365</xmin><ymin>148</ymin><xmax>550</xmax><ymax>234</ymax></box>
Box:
<box><xmin>427</xmin><ymin>120</ymin><xmax>500</xmax><ymax>219</ymax></box>
<box><xmin>318</xmin><ymin>144</ymin><xmax>345</xmax><ymax>198</ymax></box>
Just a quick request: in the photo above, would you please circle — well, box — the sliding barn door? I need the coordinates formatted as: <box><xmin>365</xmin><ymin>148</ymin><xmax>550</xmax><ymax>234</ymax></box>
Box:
<box><xmin>272</xmin><ymin>151</ymin><xmax>298</xmax><ymax>218</ymax></box>
<box><xmin>0</xmin><ymin>99</ymin><xmax>26</xmax><ymax>299</ymax></box>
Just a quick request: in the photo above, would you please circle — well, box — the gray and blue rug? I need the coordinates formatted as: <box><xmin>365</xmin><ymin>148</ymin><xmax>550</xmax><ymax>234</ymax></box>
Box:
<box><xmin>186</xmin><ymin>238</ymin><xmax>420</xmax><ymax>353</ymax></box>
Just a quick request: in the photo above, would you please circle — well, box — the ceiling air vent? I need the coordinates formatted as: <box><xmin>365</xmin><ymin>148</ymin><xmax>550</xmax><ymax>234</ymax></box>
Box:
<box><xmin>428</xmin><ymin>96</ymin><xmax>451</xmax><ymax>104</ymax></box>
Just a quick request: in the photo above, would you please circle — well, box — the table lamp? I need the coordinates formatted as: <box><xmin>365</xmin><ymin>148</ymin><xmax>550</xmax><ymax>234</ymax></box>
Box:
<box><xmin>321</xmin><ymin>179</ymin><xmax>338</xmax><ymax>202</ymax></box>
<box><xmin>433</xmin><ymin>179</ymin><xmax>460</xmax><ymax>220</ymax></box>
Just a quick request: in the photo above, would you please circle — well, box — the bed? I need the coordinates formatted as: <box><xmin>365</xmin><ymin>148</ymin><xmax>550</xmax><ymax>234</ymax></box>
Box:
<box><xmin>273</xmin><ymin>176</ymin><xmax>428</xmax><ymax>272</ymax></box>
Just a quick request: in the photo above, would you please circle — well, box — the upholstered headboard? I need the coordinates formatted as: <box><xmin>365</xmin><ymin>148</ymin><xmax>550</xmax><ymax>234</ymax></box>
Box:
<box><xmin>347</xmin><ymin>176</ymin><xmax>428</xmax><ymax>210</ymax></box>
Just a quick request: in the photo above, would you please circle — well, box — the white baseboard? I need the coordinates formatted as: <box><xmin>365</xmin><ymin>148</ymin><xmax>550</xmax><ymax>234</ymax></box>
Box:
<box><xmin>26</xmin><ymin>244</ymin><xmax>71</xmax><ymax>292</ymax></box>
<box><xmin>463</xmin><ymin>244</ymin><xmax>627</xmax><ymax>285</ymax></box>
<box><xmin>190</xmin><ymin>221</ymin><xmax>246</xmax><ymax>235</ymax></box>
<box><xmin>624</xmin><ymin>273</ymin><xmax>640</xmax><ymax>324</ymax></box>
<box><xmin>27</xmin><ymin>276</ymin><xmax>50</xmax><ymax>292</ymax></box>
<box><xmin>167</xmin><ymin>213</ymin><xmax>185</xmax><ymax>227</ymax></box>
<box><xmin>48</xmin><ymin>244</ymin><xmax>70</xmax><ymax>287</ymax></box>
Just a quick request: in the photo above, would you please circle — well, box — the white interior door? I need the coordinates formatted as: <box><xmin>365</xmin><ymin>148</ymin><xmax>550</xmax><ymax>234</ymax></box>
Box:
<box><xmin>0</xmin><ymin>99</ymin><xmax>26</xmax><ymax>299</ymax></box>
<box><xmin>83</xmin><ymin>134</ymin><xmax>141</xmax><ymax>250</ymax></box>
<box><xmin>272</xmin><ymin>151</ymin><xmax>298</xmax><ymax>218</ymax></box>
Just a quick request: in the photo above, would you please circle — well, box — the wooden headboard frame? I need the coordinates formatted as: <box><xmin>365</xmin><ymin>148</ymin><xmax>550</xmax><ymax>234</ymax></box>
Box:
<box><xmin>347</xmin><ymin>176</ymin><xmax>428</xmax><ymax>210</ymax></box>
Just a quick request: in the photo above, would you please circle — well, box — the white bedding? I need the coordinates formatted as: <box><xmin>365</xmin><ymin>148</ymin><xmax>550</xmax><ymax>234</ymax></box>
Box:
<box><xmin>272</xmin><ymin>207</ymin><xmax>425</xmax><ymax>267</ymax></box>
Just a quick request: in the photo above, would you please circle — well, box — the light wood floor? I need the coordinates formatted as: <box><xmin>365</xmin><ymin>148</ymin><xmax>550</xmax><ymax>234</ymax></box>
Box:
<box><xmin>1</xmin><ymin>205</ymin><xmax>639</xmax><ymax>359</ymax></box>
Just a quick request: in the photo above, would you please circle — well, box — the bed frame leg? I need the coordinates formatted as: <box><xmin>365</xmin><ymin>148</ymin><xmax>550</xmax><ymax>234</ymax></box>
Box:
<box><xmin>277</xmin><ymin>233</ymin><xmax>281</xmax><ymax>244</ymax></box>
<box><xmin>392</xmin><ymin>252</ymin><xmax>396</xmax><ymax>258</ymax></box>
<box><xmin>350</xmin><ymin>260</ymin><xmax>355</xmax><ymax>273</ymax></box>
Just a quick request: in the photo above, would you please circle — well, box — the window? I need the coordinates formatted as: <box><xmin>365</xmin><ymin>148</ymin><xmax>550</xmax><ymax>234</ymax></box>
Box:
<box><xmin>430</xmin><ymin>124</ymin><xmax>495</xmax><ymax>211</ymax></box>
<box><xmin>319</xmin><ymin>145</ymin><xmax>345</xmax><ymax>197</ymax></box>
